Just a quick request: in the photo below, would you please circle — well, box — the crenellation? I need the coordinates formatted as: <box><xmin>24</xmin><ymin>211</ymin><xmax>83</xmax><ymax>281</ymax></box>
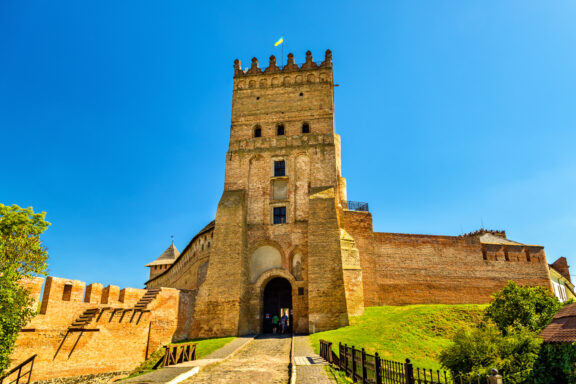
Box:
<box><xmin>101</xmin><ymin>285</ymin><xmax>120</xmax><ymax>305</ymax></box>
<box><xmin>84</xmin><ymin>283</ymin><xmax>103</xmax><ymax>304</ymax></box>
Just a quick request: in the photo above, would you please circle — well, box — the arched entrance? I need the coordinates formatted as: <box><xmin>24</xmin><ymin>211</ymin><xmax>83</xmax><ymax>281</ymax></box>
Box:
<box><xmin>262</xmin><ymin>277</ymin><xmax>292</xmax><ymax>334</ymax></box>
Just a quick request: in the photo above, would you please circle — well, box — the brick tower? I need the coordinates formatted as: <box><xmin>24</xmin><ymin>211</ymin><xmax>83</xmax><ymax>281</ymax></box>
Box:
<box><xmin>190</xmin><ymin>50</ymin><xmax>364</xmax><ymax>337</ymax></box>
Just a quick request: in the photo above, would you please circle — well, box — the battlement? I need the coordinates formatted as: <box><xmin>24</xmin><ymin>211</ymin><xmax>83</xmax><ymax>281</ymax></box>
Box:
<box><xmin>233</xmin><ymin>50</ymin><xmax>332</xmax><ymax>78</ymax></box>
<box><xmin>459</xmin><ymin>229</ymin><xmax>507</xmax><ymax>238</ymax></box>
<box><xmin>12</xmin><ymin>275</ymin><xmax>194</xmax><ymax>381</ymax></box>
<box><xmin>20</xmin><ymin>276</ymin><xmax>150</xmax><ymax>317</ymax></box>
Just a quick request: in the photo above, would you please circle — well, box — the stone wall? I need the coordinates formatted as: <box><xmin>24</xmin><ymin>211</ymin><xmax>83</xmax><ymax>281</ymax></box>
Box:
<box><xmin>9</xmin><ymin>276</ymin><xmax>193</xmax><ymax>382</ymax></box>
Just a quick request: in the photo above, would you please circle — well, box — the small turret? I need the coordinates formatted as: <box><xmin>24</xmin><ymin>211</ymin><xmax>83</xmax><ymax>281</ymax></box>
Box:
<box><xmin>246</xmin><ymin>57</ymin><xmax>262</xmax><ymax>75</ymax></box>
<box><xmin>264</xmin><ymin>55</ymin><xmax>281</xmax><ymax>73</ymax></box>
<box><xmin>233</xmin><ymin>59</ymin><xmax>242</xmax><ymax>77</ymax></box>
<box><xmin>300</xmin><ymin>50</ymin><xmax>317</xmax><ymax>70</ymax></box>
<box><xmin>146</xmin><ymin>243</ymin><xmax>180</xmax><ymax>280</ymax></box>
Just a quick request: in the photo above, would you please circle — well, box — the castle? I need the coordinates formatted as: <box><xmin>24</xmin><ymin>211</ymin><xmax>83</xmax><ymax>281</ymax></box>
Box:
<box><xmin>144</xmin><ymin>50</ymin><xmax>553</xmax><ymax>337</ymax></box>
<box><xmin>6</xmin><ymin>50</ymin><xmax>559</xmax><ymax>382</ymax></box>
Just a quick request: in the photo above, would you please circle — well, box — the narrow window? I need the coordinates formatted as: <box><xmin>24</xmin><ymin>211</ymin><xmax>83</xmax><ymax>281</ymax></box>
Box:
<box><xmin>273</xmin><ymin>207</ymin><xmax>287</xmax><ymax>224</ymax></box>
<box><xmin>482</xmin><ymin>249</ymin><xmax>487</xmax><ymax>260</ymax></box>
<box><xmin>277</xmin><ymin>124</ymin><xmax>285</xmax><ymax>136</ymax></box>
<box><xmin>525</xmin><ymin>249</ymin><xmax>531</xmax><ymax>262</ymax></box>
<box><xmin>274</xmin><ymin>160</ymin><xmax>286</xmax><ymax>177</ymax></box>
<box><xmin>62</xmin><ymin>283</ymin><xmax>73</xmax><ymax>301</ymax></box>
<box><xmin>254</xmin><ymin>126</ymin><xmax>262</xmax><ymax>138</ymax></box>
<box><xmin>302</xmin><ymin>123</ymin><xmax>310</xmax><ymax>134</ymax></box>
<box><xmin>298</xmin><ymin>287</ymin><xmax>305</xmax><ymax>296</ymax></box>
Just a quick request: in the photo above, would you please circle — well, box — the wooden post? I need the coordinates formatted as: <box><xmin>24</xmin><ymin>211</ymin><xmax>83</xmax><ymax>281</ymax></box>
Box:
<box><xmin>487</xmin><ymin>369</ymin><xmax>503</xmax><ymax>384</ymax></box>
<box><xmin>351</xmin><ymin>346</ymin><xmax>356</xmax><ymax>381</ymax></box>
<box><xmin>361</xmin><ymin>348</ymin><xmax>367</xmax><ymax>384</ymax></box>
<box><xmin>343</xmin><ymin>344</ymin><xmax>348</xmax><ymax>374</ymax></box>
<box><xmin>374</xmin><ymin>352</ymin><xmax>382</xmax><ymax>384</ymax></box>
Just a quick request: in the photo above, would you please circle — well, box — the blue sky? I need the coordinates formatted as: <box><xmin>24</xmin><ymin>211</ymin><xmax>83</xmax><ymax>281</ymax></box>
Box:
<box><xmin>1</xmin><ymin>1</ymin><xmax>575</xmax><ymax>289</ymax></box>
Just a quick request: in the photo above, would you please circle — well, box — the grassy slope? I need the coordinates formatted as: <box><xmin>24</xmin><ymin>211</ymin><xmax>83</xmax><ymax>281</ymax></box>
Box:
<box><xmin>126</xmin><ymin>336</ymin><xmax>236</xmax><ymax>378</ymax></box>
<box><xmin>310</xmin><ymin>305</ymin><xmax>485</xmax><ymax>370</ymax></box>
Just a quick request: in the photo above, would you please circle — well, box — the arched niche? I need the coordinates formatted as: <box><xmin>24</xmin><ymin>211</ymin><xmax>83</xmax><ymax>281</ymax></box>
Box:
<box><xmin>250</xmin><ymin>245</ymin><xmax>282</xmax><ymax>283</ymax></box>
<box><xmin>291</xmin><ymin>252</ymin><xmax>303</xmax><ymax>281</ymax></box>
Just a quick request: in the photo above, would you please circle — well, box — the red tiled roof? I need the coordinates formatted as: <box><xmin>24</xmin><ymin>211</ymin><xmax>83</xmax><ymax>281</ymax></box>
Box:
<box><xmin>539</xmin><ymin>303</ymin><xmax>576</xmax><ymax>343</ymax></box>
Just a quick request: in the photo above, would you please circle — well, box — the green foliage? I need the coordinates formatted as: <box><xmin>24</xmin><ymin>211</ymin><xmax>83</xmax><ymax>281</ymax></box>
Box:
<box><xmin>439</xmin><ymin>323</ymin><xmax>542</xmax><ymax>383</ymax></box>
<box><xmin>440</xmin><ymin>282</ymin><xmax>565</xmax><ymax>383</ymax></box>
<box><xmin>310</xmin><ymin>305</ymin><xmax>485</xmax><ymax>369</ymax></box>
<box><xmin>526</xmin><ymin>343</ymin><xmax>576</xmax><ymax>384</ymax></box>
<box><xmin>484</xmin><ymin>281</ymin><xmax>562</xmax><ymax>335</ymax></box>
<box><xmin>0</xmin><ymin>204</ymin><xmax>50</xmax><ymax>373</ymax></box>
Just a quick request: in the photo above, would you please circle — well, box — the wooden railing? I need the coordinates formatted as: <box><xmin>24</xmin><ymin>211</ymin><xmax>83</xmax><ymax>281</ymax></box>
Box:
<box><xmin>0</xmin><ymin>355</ymin><xmax>36</xmax><ymax>384</ymax></box>
<box><xmin>319</xmin><ymin>341</ymin><xmax>504</xmax><ymax>384</ymax></box>
<box><xmin>152</xmin><ymin>342</ymin><xmax>197</xmax><ymax>369</ymax></box>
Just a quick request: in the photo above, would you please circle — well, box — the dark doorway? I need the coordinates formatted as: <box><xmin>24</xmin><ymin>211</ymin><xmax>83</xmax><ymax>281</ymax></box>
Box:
<box><xmin>262</xmin><ymin>277</ymin><xmax>292</xmax><ymax>334</ymax></box>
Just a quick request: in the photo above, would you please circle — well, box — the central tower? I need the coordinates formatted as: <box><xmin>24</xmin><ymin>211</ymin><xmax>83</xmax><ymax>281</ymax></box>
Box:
<box><xmin>190</xmin><ymin>50</ymin><xmax>364</xmax><ymax>337</ymax></box>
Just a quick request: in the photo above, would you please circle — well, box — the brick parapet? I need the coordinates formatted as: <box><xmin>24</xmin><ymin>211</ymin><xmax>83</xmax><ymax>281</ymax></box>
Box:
<box><xmin>371</xmin><ymin>232</ymin><xmax>552</xmax><ymax>305</ymax></box>
<box><xmin>10</xmin><ymin>277</ymin><xmax>192</xmax><ymax>382</ymax></box>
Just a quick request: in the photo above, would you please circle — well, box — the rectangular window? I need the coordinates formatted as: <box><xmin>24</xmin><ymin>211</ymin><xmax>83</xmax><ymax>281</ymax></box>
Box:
<box><xmin>274</xmin><ymin>160</ymin><xmax>286</xmax><ymax>177</ymax></box>
<box><xmin>273</xmin><ymin>206</ymin><xmax>287</xmax><ymax>224</ymax></box>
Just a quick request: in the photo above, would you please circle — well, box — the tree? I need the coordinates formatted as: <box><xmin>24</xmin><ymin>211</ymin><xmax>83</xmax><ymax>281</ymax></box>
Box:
<box><xmin>439</xmin><ymin>323</ymin><xmax>542</xmax><ymax>383</ymax></box>
<box><xmin>0</xmin><ymin>204</ymin><xmax>50</xmax><ymax>373</ymax></box>
<box><xmin>484</xmin><ymin>281</ymin><xmax>562</xmax><ymax>335</ymax></box>
<box><xmin>440</xmin><ymin>282</ymin><xmax>563</xmax><ymax>383</ymax></box>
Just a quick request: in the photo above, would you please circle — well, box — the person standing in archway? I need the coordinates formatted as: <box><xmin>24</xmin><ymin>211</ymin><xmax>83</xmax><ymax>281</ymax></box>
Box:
<box><xmin>272</xmin><ymin>314</ymin><xmax>280</xmax><ymax>334</ymax></box>
<box><xmin>281</xmin><ymin>312</ymin><xmax>289</xmax><ymax>334</ymax></box>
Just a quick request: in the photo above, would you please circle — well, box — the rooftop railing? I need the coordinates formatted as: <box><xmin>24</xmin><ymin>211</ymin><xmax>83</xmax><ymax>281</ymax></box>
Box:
<box><xmin>343</xmin><ymin>201</ymin><xmax>369</xmax><ymax>212</ymax></box>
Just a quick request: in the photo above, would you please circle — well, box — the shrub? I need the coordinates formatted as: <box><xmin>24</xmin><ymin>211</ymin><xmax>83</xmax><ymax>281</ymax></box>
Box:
<box><xmin>484</xmin><ymin>281</ymin><xmax>562</xmax><ymax>335</ymax></box>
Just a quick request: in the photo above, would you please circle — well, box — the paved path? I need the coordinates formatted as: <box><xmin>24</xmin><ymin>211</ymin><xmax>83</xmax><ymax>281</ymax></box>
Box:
<box><xmin>182</xmin><ymin>335</ymin><xmax>291</xmax><ymax>384</ymax></box>
<box><xmin>122</xmin><ymin>337</ymin><xmax>254</xmax><ymax>384</ymax></box>
<box><xmin>293</xmin><ymin>335</ymin><xmax>335</xmax><ymax>384</ymax></box>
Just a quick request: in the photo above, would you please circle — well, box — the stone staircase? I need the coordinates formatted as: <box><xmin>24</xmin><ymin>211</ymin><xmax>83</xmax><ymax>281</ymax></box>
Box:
<box><xmin>134</xmin><ymin>288</ymin><xmax>161</xmax><ymax>310</ymax></box>
<box><xmin>70</xmin><ymin>308</ymin><xmax>100</xmax><ymax>328</ymax></box>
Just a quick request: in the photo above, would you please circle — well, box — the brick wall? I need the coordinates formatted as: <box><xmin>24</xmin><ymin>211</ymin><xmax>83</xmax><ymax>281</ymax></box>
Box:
<box><xmin>371</xmin><ymin>233</ymin><xmax>552</xmax><ymax>305</ymax></box>
<box><xmin>9</xmin><ymin>276</ymin><xmax>193</xmax><ymax>382</ymax></box>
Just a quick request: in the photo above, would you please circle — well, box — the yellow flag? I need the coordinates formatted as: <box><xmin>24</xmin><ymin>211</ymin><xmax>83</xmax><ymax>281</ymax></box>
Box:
<box><xmin>274</xmin><ymin>37</ymin><xmax>284</xmax><ymax>47</ymax></box>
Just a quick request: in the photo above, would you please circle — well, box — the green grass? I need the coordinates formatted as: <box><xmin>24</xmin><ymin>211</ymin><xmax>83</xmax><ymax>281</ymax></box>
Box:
<box><xmin>310</xmin><ymin>304</ymin><xmax>486</xmax><ymax>370</ymax></box>
<box><xmin>125</xmin><ymin>336</ymin><xmax>236</xmax><ymax>379</ymax></box>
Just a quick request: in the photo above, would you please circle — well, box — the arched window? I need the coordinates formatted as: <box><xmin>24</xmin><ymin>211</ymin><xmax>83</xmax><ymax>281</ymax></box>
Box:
<box><xmin>254</xmin><ymin>125</ymin><xmax>262</xmax><ymax>138</ymax></box>
<box><xmin>302</xmin><ymin>123</ymin><xmax>310</xmax><ymax>134</ymax></box>
<box><xmin>277</xmin><ymin>124</ymin><xmax>285</xmax><ymax>136</ymax></box>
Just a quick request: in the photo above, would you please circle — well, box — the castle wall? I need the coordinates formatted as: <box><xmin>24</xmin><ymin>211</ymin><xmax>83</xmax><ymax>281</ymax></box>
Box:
<box><xmin>370</xmin><ymin>233</ymin><xmax>552</xmax><ymax>305</ymax></box>
<box><xmin>9</xmin><ymin>276</ymin><xmax>192</xmax><ymax>382</ymax></box>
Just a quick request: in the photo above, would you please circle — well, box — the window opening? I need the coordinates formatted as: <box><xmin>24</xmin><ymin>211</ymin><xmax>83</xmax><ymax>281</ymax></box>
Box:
<box><xmin>274</xmin><ymin>160</ymin><xmax>286</xmax><ymax>177</ymax></box>
<box><xmin>277</xmin><ymin>124</ymin><xmax>285</xmax><ymax>136</ymax></box>
<box><xmin>302</xmin><ymin>123</ymin><xmax>310</xmax><ymax>134</ymax></box>
<box><xmin>254</xmin><ymin>126</ymin><xmax>262</xmax><ymax>138</ymax></box>
<box><xmin>273</xmin><ymin>207</ymin><xmax>287</xmax><ymax>224</ymax></box>
<box><xmin>62</xmin><ymin>283</ymin><xmax>73</xmax><ymax>301</ymax></box>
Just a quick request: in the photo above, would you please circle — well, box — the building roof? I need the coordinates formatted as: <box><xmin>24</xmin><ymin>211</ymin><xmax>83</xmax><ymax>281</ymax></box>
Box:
<box><xmin>478</xmin><ymin>232</ymin><xmax>524</xmax><ymax>246</ymax></box>
<box><xmin>145</xmin><ymin>244</ymin><xmax>180</xmax><ymax>267</ymax></box>
<box><xmin>539</xmin><ymin>304</ymin><xmax>576</xmax><ymax>343</ymax></box>
<box><xmin>550</xmin><ymin>257</ymin><xmax>571</xmax><ymax>282</ymax></box>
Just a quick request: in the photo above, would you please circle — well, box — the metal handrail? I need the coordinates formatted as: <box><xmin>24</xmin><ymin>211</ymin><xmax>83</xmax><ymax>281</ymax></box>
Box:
<box><xmin>0</xmin><ymin>354</ymin><xmax>37</xmax><ymax>384</ymax></box>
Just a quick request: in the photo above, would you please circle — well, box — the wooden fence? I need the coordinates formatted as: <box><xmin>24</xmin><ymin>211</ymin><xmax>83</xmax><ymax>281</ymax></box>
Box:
<box><xmin>319</xmin><ymin>340</ymin><xmax>503</xmax><ymax>384</ymax></box>
<box><xmin>152</xmin><ymin>342</ymin><xmax>197</xmax><ymax>369</ymax></box>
